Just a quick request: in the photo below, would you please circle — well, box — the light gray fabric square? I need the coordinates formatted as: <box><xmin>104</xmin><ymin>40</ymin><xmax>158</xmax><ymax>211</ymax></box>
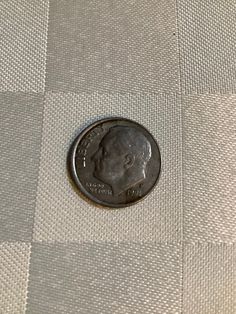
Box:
<box><xmin>183</xmin><ymin>243</ymin><xmax>236</xmax><ymax>314</ymax></box>
<box><xmin>33</xmin><ymin>92</ymin><xmax>182</xmax><ymax>242</ymax></box>
<box><xmin>0</xmin><ymin>0</ymin><xmax>49</xmax><ymax>92</ymax></box>
<box><xmin>183</xmin><ymin>95</ymin><xmax>236</xmax><ymax>243</ymax></box>
<box><xmin>178</xmin><ymin>0</ymin><xmax>236</xmax><ymax>94</ymax></box>
<box><xmin>26</xmin><ymin>242</ymin><xmax>181</xmax><ymax>314</ymax></box>
<box><xmin>46</xmin><ymin>0</ymin><xmax>179</xmax><ymax>93</ymax></box>
<box><xmin>0</xmin><ymin>93</ymin><xmax>44</xmax><ymax>242</ymax></box>
<box><xmin>0</xmin><ymin>243</ymin><xmax>31</xmax><ymax>314</ymax></box>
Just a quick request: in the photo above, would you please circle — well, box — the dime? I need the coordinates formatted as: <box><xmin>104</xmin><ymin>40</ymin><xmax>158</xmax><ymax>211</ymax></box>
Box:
<box><xmin>68</xmin><ymin>118</ymin><xmax>161</xmax><ymax>208</ymax></box>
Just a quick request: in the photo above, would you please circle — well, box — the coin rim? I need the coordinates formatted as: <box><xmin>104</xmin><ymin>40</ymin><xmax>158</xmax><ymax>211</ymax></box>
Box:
<box><xmin>68</xmin><ymin>117</ymin><xmax>161</xmax><ymax>208</ymax></box>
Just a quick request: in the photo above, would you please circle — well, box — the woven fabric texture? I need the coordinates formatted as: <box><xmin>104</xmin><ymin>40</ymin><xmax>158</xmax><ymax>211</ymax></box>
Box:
<box><xmin>183</xmin><ymin>243</ymin><xmax>236</xmax><ymax>314</ymax></box>
<box><xmin>0</xmin><ymin>0</ymin><xmax>49</xmax><ymax>92</ymax></box>
<box><xmin>0</xmin><ymin>0</ymin><xmax>236</xmax><ymax>313</ymax></box>
<box><xmin>0</xmin><ymin>93</ymin><xmax>44</xmax><ymax>242</ymax></box>
<box><xmin>26</xmin><ymin>243</ymin><xmax>181</xmax><ymax>314</ymax></box>
<box><xmin>0</xmin><ymin>243</ymin><xmax>31</xmax><ymax>314</ymax></box>
<box><xmin>46</xmin><ymin>0</ymin><xmax>179</xmax><ymax>93</ymax></box>
<box><xmin>33</xmin><ymin>92</ymin><xmax>182</xmax><ymax>243</ymax></box>
<box><xmin>183</xmin><ymin>95</ymin><xmax>236</xmax><ymax>243</ymax></box>
<box><xmin>178</xmin><ymin>0</ymin><xmax>236</xmax><ymax>94</ymax></box>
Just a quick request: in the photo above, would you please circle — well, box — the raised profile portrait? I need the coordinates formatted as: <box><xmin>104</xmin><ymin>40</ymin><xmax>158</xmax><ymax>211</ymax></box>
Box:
<box><xmin>92</xmin><ymin>126</ymin><xmax>152</xmax><ymax>196</ymax></box>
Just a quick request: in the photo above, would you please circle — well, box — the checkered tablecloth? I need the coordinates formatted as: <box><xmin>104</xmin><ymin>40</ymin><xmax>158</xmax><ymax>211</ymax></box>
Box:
<box><xmin>0</xmin><ymin>1</ymin><xmax>235</xmax><ymax>313</ymax></box>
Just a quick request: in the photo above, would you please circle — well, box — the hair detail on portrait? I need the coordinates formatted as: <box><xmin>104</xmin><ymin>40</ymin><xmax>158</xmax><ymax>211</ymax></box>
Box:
<box><xmin>92</xmin><ymin>125</ymin><xmax>152</xmax><ymax>196</ymax></box>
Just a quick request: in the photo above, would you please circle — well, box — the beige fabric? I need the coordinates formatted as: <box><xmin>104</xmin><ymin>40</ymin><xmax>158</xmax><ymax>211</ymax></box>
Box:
<box><xmin>0</xmin><ymin>243</ymin><xmax>31</xmax><ymax>314</ymax></box>
<box><xmin>33</xmin><ymin>92</ymin><xmax>182</xmax><ymax>242</ymax></box>
<box><xmin>26</xmin><ymin>243</ymin><xmax>181</xmax><ymax>314</ymax></box>
<box><xmin>0</xmin><ymin>93</ymin><xmax>44</xmax><ymax>242</ymax></box>
<box><xmin>46</xmin><ymin>0</ymin><xmax>179</xmax><ymax>93</ymax></box>
<box><xmin>0</xmin><ymin>0</ymin><xmax>49</xmax><ymax>92</ymax></box>
<box><xmin>178</xmin><ymin>0</ymin><xmax>236</xmax><ymax>94</ymax></box>
<box><xmin>183</xmin><ymin>243</ymin><xmax>236</xmax><ymax>314</ymax></box>
<box><xmin>0</xmin><ymin>0</ymin><xmax>235</xmax><ymax>313</ymax></box>
<box><xmin>183</xmin><ymin>95</ymin><xmax>236</xmax><ymax>243</ymax></box>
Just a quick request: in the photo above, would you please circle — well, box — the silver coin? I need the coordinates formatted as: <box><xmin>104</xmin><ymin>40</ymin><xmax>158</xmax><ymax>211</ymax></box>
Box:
<box><xmin>68</xmin><ymin>118</ymin><xmax>161</xmax><ymax>208</ymax></box>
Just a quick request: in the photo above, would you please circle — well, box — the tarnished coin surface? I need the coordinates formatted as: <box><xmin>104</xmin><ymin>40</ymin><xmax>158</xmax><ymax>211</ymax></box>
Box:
<box><xmin>68</xmin><ymin>118</ymin><xmax>161</xmax><ymax>208</ymax></box>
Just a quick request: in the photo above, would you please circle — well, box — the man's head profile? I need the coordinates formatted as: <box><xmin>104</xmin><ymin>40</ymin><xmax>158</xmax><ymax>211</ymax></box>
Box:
<box><xmin>92</xmin><ymin>126</ymin><xmax>152</xmax><ymax>195</ymax></box>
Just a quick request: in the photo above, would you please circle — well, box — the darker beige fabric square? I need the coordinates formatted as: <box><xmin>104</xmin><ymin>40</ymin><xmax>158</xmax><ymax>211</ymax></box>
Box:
<box><xmin>178</xmin><ymin>0</ymin><xmax>236</xmax><ymax>94</ymax></box>
<box><xmin>0</xmin><ymin>93</ymin><xmax>44</xmax><ymax>242</ymax></box>
<box><xmin>26</xmin><ymin>242</ymin><xmax>181</xmax><ymax>314</ymax></box>
<box><xmin>0</xmin><ymin>0</ymin><xmax>49</xmax><ymax>92</ymax></box>
<box><xmin>183</xmin><ymin>95</ymin><xmax>236</xmax><ymax>243</ymax></box>
<box><xmin>0</xmin><ymin>243</ymin><xmax>31</xmax><ymax>314</ymax></box>
<box><xmin>183</xmin><ymin>243</ymin><xmax>236</xmax><ymax>314</ymax></box>
<box><xmin>46</xmin><ymin>0</ymin><xmax>179</xmax><ymax>93</ymax></box>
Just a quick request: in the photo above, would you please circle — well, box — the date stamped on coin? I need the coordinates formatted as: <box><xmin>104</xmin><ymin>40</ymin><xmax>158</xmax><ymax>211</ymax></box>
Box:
<box><xmin>68</xmin><ymin>118</ymin><xmax>161</xmax><ymax>208</ymax></box>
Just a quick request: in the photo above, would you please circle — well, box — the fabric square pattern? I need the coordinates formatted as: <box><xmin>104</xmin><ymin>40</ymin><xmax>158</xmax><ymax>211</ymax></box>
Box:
<box><xmin>33</xmin><ymin>92</ymin><xmax>182</xmax><ymax>243</ymax></box>
<box><xmin>183</xmin><ymin>243</ymin><xmax>236</xmax><ymax>314</ymax></box>
<box><xmin>178</xmin><ymin>0</ymin><xmax>236</xmax><ymax>94</ymax></box>
<box><xmin>0</xmin><ymin>93</ymin><xmax>44</xmax><ymax>242</ymax></box>
<box><xmin>46</xmin><ymin>0</ymin><xmax>179</xmax><ymax>93</ymax></box>
<box><xmin>0</xmin><ymin>243</ymin><xmax>31</xmax><ymax>314</ymax></box>
<box><xmin>183</xmin><ymin>95</ymin><xmax>236</xmax><ymax>243</ymax></box>
<box><xmin>0</xmin><ymin>0</ymin><xmax>49</xmax><ymax>92</ymax></box>
<box><xmin>26</xmin><ymin>242</ymin><xmax>181</xmax><ymax>314</ymax></box>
